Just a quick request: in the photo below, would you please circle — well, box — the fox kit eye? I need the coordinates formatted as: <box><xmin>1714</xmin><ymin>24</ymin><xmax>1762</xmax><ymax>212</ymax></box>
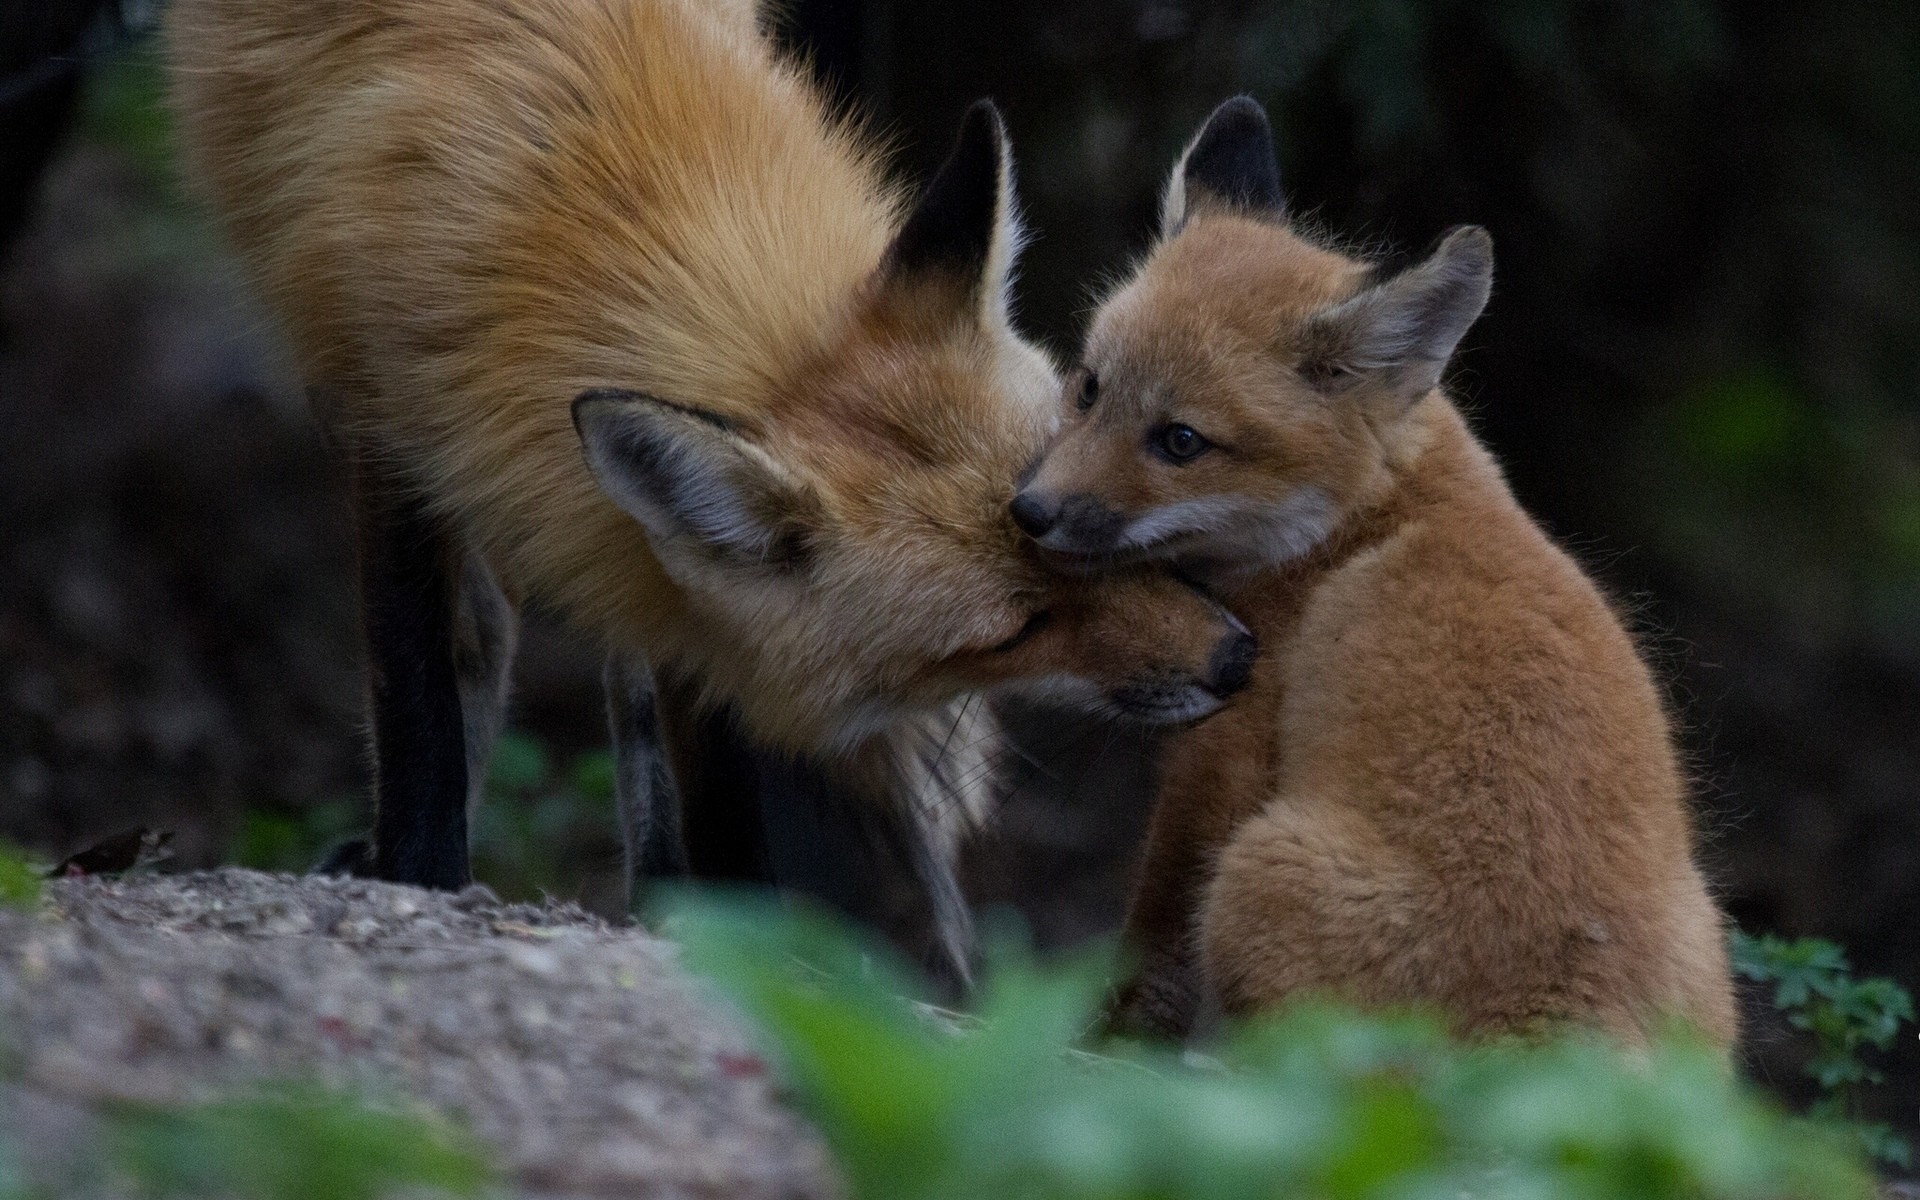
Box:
<box><xmin>1155</xmin><ymin>423</ymin><xmax>1211</xmax><ymax>463</ymax></box>
<box><xmin>1074</xmin><ymin>369</ymin><xmax>1099</xmax><ymax>412</ymax></box>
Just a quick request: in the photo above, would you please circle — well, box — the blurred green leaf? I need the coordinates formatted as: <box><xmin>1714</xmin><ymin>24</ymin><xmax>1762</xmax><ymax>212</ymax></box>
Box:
<box><xmin>1670</xmin><ymin>369</ymin><xmax>1810</xmax><ymax>475</ymax></box>
<box><xmin>571</xmin><ymin>751</ymin><xmax>617</xmax><ymax>805</ymax></box>
<box><xmin>109</xmin><ymin>1085</ymin><xmax>494</xmax><ymax>1200</ymax></box>
<box><xmin>486</xmin><ymin>732</ymin><xmax>550</xmax><ymax>796</ymax></box>
<box><xmin>0</xmin><ymin>843</ymin><xmax>43</xmax><ymax>910</ymax></box>
<box><xmin>668</xmin><ymin>893</ymin><xmax>1878</xmax><ymax>1200</ymax></box>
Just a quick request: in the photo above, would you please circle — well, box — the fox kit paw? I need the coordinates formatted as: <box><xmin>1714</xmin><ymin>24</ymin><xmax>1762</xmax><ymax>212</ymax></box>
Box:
<box><xmin>1099</xmin><ymin>965</ymin><xmax>1202</xmax><ymax>1042</ymax></box>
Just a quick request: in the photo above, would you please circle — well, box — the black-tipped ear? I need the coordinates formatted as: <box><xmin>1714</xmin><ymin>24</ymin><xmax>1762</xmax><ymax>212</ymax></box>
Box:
<box><xmin>882</xmin><ymin>99</ymin><xmax>1018</xmax><ymax>315</ymax></box>
<box><xmin>1162</xmin><ymin>96</ymin><xmax>1284</xmax><ymax>234</ymax></box>
<box><xmin>572</xmin><ymin>388</ymin><xmax>817</xmax><ymax>570</ymax></box>
<box><xmin>1300</xmin><ymin>226</ymin><xmax>1494</xmax><ymax>406</ymax></box>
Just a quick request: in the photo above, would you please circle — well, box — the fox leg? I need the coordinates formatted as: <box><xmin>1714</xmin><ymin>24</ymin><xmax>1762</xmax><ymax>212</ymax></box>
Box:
<box><xmin>752</xmin><ymin>751</ymin><xmax>976</xmax><ymax>996</ymax></box>
<box><xmin>604</xmin><ymin>654</ymin><xmax>689</xmax><ymax>914</ymax></box>
<box><xmin>1104</xmin><ymin>708</ymin><xmax>1277</xmax><ymax>1039</ymax></box>
<box><xmin>1198</xmin><ymin>799</ymin><xmax>1417</xmax><ymax>1019</ymax></box>
<box><xmin>318</xmin><ymin>539</ymin><xmax>515</xmax><ymax>886</ymax></box>
<box><xmin>347</xmin><ymin>460</ymin><xmax>475</xmax><ymax>890</ymax></box>
<box><xmin>635</xmin><ymin>676</ymin><xmax>975</xmax><ymax>991</ymax></box>
<box><xmin>1102</xmin><ymin>806</ymin><xmax>1214</xmax><ymax>1039</ymax></box>
<box><xmin>453</xmin><ymin>550</ymin><xmax>519</xmax><ymax>824</ymax></box>
<box><xmin>649</xmin><ymin>676</ymin><xmax>774</xmax><ymax>885</ymax></box>
<box><xmin>639</xmin><ymin>679</ymin><xmax>944</xmax><ymax>925</ymax></box>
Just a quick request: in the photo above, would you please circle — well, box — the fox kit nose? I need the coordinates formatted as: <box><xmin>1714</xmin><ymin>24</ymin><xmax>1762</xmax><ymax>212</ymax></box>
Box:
<box><xmin>1209</xmin><ymin>630</ymin><xmax>1257</xmax><ymax>697</ymax></box>
<box><xmin>1009</xmin><ymin>491</ymin><xmax>1058</xmax><ymax>538</ymax></box>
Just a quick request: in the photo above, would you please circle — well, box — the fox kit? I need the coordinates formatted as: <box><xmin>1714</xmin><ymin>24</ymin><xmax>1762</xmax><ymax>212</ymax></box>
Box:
<box><xmin>163</xmin><ymin>0</ymin><xmax>1253</xmax><ymax>968</ymax></box>
<box><xmin>1015</xmin><ymin>98</ymin><xmax>1736</xmax><ymax>1046</ymax></box>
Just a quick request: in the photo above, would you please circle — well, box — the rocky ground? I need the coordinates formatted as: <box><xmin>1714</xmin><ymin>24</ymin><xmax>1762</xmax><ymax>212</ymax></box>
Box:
<box><xmin>0</xmin><ymin>868</ymin><xmax>834</xmax><ymax>1199</ymax></box>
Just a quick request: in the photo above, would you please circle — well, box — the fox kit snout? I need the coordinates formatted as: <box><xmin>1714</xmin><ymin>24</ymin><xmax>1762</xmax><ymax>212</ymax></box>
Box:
<box><xmin>1043</xmin><ymin>97</ymin><xmax>1735</xmax><ymax>1048</ymax></box>
<box><xmin>1015</xmin><ymin>99</ymin><xmax>1490</xmax><ymax>585</ymax></box>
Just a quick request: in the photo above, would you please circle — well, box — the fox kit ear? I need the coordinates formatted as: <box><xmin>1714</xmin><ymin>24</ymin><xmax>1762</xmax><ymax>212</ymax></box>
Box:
<box><xmin>1162</xmin><ymin>96</ymin><xmax>1284</xmax><ymax>235</ymax></box>
<box><xmin>881</xmin><ymin>99</ymin><xmax>1022</xmax><ymax>326</ymax></box>
<box><xmin>1301</xmin><ymin>225</ymin><xmax>1493</xmax><ymax>406</ymax></box>
<box><xmin>573</xmin><ymin>389</ymin><xmax>817</xmax><ymax>570</ymax></box>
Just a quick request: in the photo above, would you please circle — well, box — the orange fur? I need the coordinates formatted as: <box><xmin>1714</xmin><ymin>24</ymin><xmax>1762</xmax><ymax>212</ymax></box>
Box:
<box><xmin>1026</xmin><ymin>126</ymin><xmax>1736</xmax><ymax>1047</ymax></box>
<box><xmin>163</xmin><ymin>0</ymin><xmax>1250</xmax><ymax>791</ymax></box>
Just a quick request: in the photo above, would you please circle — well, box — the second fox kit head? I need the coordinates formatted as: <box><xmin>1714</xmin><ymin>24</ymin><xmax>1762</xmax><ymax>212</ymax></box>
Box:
<box><xmin>1012</xmin><ymin>98</ymin><xmax>1493</xmax><ymax>580</ymax></box>
<box><xmin>573</xmin><ymin>104</ymin><xmax>1250</xmax><ymax>744</ymax></box>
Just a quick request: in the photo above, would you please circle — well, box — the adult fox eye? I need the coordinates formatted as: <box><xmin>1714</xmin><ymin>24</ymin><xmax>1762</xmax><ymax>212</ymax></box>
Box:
<box><xmin>992</xmin><ymin>610</ymin><xmax>1052</xmax><ymax>652</ymax></box>
<box><xmin>1076</xmin><ymin>370</ymin><xmax>1099</xmax><ymax>411</ymax></box>
<box><xmin>1156</xmin><ymin>423</ymin><xmax>1210</xmax><ymax>462</ymax></box>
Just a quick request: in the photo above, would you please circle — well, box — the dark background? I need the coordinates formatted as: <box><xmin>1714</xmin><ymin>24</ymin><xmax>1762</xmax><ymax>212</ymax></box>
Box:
<box><xmin>2</xmin><ymin>0</ymin><xmax>1914</xmax><ymax>1153</ymax></box>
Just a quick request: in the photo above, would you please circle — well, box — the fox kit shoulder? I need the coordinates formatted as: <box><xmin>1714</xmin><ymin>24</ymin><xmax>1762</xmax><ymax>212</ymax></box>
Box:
<box><xmin>1027</xmin><ymin>98</ymin><xmax>1735</xmax><ymax>1047</ymax></box>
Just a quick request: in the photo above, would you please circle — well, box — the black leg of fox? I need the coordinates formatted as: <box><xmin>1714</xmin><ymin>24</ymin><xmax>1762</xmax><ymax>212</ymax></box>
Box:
<box><xmin>634</xmin><ymin>674</ymin><xmax>975</xmax><ymax>991</ymax></box>
<box><xmin>318</xmin><ymin>540</ymin><xmax>514</xmax><ymax>886</ymax></box>
<box><xmin>605</xmin><ymin>654</ymin><xmax>690</xmax><ymax>914</ymax></box>
<box><xmin>755</xmin><ymin>755</ymin><xmax>976</xmax><ymax>996</ymax></box>
<box><xmin>352</xmin><ymin>462</ymin><xmax>474</xmax><ymax>890</ymax></box>
<box><xmin>660</xmin><ymin>683</ymin><xmax>975</xmax><ymax>983</ymax></box>
<box><xmin>652</xmin><ymin>673</ymin><xmax>777</xmax><ymax>885</ymax></box>
<box><xmin>454</xmin><ymin>553</ymin><xmax>517</xmax><ymax>825</ymax></box>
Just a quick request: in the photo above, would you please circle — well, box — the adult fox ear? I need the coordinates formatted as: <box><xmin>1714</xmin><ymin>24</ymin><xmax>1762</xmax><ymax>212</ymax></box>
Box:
<box><xmin>573</xmin><ymin>389</ymin><xmax>818</xmax><ymax>570</ymax></box>
<box><xmin>1299</xmin><ymin>225</ymin><xmax>1493</xmax><ymax>407</ymax></box>
<box><xmin>1161</xmin><ymin>96</ymin><xmax>1284</xmax><ymax>235</ymax></box>
<box><xmin>880</xmin><ymin>99</ymin><xmax>1022</xmax><ymax>327</ymax></box>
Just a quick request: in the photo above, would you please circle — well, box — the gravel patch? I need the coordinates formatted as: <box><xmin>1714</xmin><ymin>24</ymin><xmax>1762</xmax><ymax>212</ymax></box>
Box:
<box><xmin>0</xmin><ymin>868</ymin><xmax>834</xmax><ymax>1199</ymax></box>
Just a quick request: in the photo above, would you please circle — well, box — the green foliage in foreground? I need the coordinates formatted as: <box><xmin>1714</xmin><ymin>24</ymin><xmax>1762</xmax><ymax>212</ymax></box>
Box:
<box><xmin>0</xmin><ymin>844</ymin><xmax>41</xmax><ymax>911</ymax></box>
<box><xmin>1733</xmin><ymin>931</ymin><xmax>1916</xmax><ymax>1168</ymax></box>
<box><xmin>229</xmin><ymin>729</ymin><xmax>618</xmax><ymax>907</ymax></box>
<box><xmin>102</xmin><ymin>1086</ymin><xmax>493</xmax><ymax>1200</ymax></box>
<box><xmin>0</xmin><ymin>1085</ymin><xmax>493</xmax><ymax>1200</ymax></box>
<box><xmin>667</xmin><ymin>894</ymin><xmax>1876</xmax><ymax>1200</ymax></box>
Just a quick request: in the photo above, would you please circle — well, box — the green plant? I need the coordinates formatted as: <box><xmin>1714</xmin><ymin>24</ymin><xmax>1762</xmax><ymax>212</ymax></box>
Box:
<box><xmin>226</xmin><ymin>729</ymin><xmax>619</xmax><ymax>908</ymax></box>
<box><xmin>107</xmin><ymin>1085</ymin><xmax>494</xmax><ymax>1200</ymax></box>
<box><xmin>229</xmin><ymin>801</ymin><xmax>362</xmax><ymax>875</ymax></box>
<box><xmin>469</xmin><ymin>731</ymin><xmax>619</xmax><ymax>905</ymax></box>
<box><xmin>0</xmin><ymin>843</ymin><xmax>42</xmax><ymax>911</ymax></box>
<box><xmin>1732</xmin><ymin>930</ymin><xmax>1916</xmax><ymax>1168</ymax></box>
<box><xmin>667</xmin><ymin>892</ymin><xmax>1874</xmax><ymax>1200</ymax></box>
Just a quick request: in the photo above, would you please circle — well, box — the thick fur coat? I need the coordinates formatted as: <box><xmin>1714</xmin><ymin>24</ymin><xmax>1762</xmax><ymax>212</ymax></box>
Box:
<box><xmin>1018</xmin><ymin>99</ymin><xmax>1736</xmax><ymax>1047</ymax></box>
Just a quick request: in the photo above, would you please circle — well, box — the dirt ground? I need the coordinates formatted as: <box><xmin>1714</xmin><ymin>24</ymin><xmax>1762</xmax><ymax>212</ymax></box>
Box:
<box><xmin>0</xmin><ymin>868</ymin><xmax>835</xmax><ymax>1199</ymax></box>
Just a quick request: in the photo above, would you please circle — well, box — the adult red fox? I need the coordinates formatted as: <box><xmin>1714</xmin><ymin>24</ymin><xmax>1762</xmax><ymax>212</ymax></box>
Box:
<box><xmin>1012</xmin><ymin>98</ymin><xmax>1736</xmax><ymax>1046</ymax></box>
<box><xmin>162</xmin><ymin>0</ymin><xmax>1254</xmax><ymax>963</ymax></box>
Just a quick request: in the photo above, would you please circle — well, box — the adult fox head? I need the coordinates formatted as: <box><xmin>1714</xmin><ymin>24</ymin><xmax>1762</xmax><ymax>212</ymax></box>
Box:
<box><xmin>574</xmin><ymin>104</ymin><xmax>1253</xmax><ymax>749</ymax></box>
<box><xmin>1011</xmin><ymin>98</ymin><xmax>1494</xmax><ymax>582</ymax></box>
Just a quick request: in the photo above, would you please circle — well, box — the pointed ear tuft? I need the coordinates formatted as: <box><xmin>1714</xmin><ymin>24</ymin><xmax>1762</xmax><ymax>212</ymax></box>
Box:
<box><xmin>1300</xmin><ymin>225</ymin><xmax>1493</xmax><ymax>405</ymax></box>
<box><xmin>881</xmin><ymin>99</ymin><xmax>1020</xmax><ymax>322</ymax></box>
<box><xmin>1162</xmin><ymin>96</ymin><xmax>1284</xmax><ymax>234</ymax></box>
<box><xmin>572</xmin><ymin>388</ymin><xmax>817</xmax><ymax>569</ymax></box>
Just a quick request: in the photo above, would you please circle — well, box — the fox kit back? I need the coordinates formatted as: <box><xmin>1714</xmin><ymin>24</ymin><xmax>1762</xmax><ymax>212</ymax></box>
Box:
<box><xmin>1021</xmin><ymin>98</ymin><xmax>1736</xmax><ymax>1047</ymax></box>
<box><xmin>163</xmin><ymin>0</ymin><xmax>1254</xmax><ymax>945</ymax></box>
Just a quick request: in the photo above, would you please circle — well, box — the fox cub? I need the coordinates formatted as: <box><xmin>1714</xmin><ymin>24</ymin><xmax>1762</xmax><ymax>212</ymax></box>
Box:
<box><xmin>165</xmin><ymin>0</ymin><xmax>1253</xmax><ymax>928</ymax></box>
<box><xmin>1015</xmin><ymin>98</ymin><xmax>1736</xmax><ymax>1047</ymax></box>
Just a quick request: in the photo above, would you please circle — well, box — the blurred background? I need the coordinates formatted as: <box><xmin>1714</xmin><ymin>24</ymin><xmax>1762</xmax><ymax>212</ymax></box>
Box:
<box><xmin>1</xmin><ymin>0</ymin><xmax>1914</xmax><ymax>1155</ymax></box>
